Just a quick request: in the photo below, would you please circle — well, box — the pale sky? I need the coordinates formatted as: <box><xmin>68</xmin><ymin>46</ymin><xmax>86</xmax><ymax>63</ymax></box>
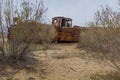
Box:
<box><xmin>44</xmin><ymin>0</ymin><xmax>118</xmax><ymax>26</ymax></box>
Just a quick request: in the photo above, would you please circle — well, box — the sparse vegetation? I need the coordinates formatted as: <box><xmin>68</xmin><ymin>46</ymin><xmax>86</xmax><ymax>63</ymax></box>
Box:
<box><xmin>0</xmin><ymin>0</ymin><xmax>51</xmax><ymax>79</ymax></box>
<box><xmin>79</xmin><ymin>5</ymin><xmax>120</xmax><ymax>78</ymax></box>
<box><xmin>39</xmin><ymin>24</ymin><xmax>57</xmax><ymax>50</ymax></box>
<box><xmin>1</xmin><ymin>0</ymin><xmax>120</xmax><ymax>80</ymax></box>
<box><xmin>90</xmin><ymin>71</ymin><xmax>120</xmax><ymax>80</ymax></box>
<box><xmin>0</xmin><ymin>0</ymin><xmax>47</xmax><ymax>60</ymax></box>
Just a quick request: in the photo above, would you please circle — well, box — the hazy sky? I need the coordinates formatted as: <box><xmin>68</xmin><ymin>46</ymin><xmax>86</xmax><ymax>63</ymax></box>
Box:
<box><xmin>44</xmin><ymin>0</ymin><xmax>118</xmax><ymax>26</ymax></box>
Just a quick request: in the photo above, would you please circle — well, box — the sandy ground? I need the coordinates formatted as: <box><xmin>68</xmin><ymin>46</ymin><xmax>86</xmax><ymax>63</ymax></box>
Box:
<box><xmin>43</xmin><ymin>43</ymin><xmax>113</xmax><ymax>80</ymax></box>
<box><xmin>1</xmin><ymin>43</ymin><xmax>114</xmax><ymax>80</ymax></box>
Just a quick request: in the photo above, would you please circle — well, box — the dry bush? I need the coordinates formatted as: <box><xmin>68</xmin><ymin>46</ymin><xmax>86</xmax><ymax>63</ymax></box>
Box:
<box><xmin>80</xmin><ymin>27</ymin><xmax>120</xmax><ymax>52</ymax></box>
<box><xmin>40</xmin><ymin>25</ymin><xmax>57</xmax><ymax>50</ymax></box>
<box><xmin>0</xmin><ymin>0</ymin><xmax>51</xmax><ymax>79</ymax></box>
<box><xmin>0</xmin><ymin>0</ymin><xmax>49</xmax><ymax>76</ymax></box>
<box><xmin>0</xmin><ymin>0</ymin><xmax>47</xmax><ymax>61</ymax></box>
<box><xmin>90</xmin><ymin>71</ymin><xmax>120</xmax><ymax>80</ymax></box>
<box><xmin>79</xmin><ymin>27</ymin><xmax>120</xmax><ymax>72</ymax></box>
<box><xmin>10</xmin><ymin>21</ymin><xmax>43</xmax><ymax>42</ymax></box>
<box><xmin>10</xmin><ymin>21</ymin><xmax>57</xmax><ymax>50</ymax></box>
<box><xmin>79</xmin><ymin>6</ymin><xmax>120</xmax><ymax>72</ymax></box>
<box><xmin>6</xmin><ymin>21</ymin><xmax>44</xmax><ymax>62</ymax></box>
<box><xmin>0</xmin><ymin>26</ymin><xmax>39</xmax><ymax>79</ymax></box>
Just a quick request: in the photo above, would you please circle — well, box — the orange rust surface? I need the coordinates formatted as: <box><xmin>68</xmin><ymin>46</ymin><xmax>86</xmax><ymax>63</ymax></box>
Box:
<box><xmin>52</xmin><ymin>16</ymin><xmax>80</xmax><ymax>42</ymax></box>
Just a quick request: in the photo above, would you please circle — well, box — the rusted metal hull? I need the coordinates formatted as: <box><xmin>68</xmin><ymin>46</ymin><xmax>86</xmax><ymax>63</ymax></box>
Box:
<box><xmin>55</xmin><ymin>26</ymin><xmax>80</xmax><ymax>42</ymax></box>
